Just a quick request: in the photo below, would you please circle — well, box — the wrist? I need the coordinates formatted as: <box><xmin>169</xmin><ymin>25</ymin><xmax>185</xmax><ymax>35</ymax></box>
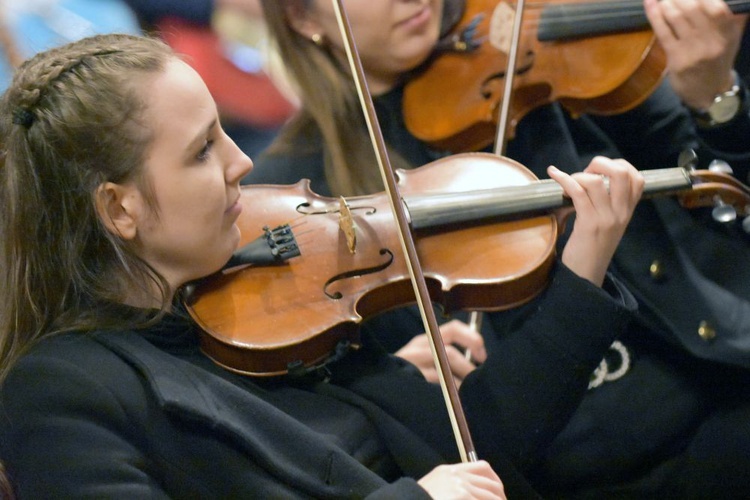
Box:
<box><xmin>687</xmin><ymin>70</ymin><xmax>749</xmax><ymax>129</ymax></box>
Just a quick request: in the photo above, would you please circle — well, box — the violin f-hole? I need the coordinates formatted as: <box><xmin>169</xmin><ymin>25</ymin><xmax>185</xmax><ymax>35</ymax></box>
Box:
<box><xmin>323</xmin><ymin>248</ymin><xmax>394</xmax><ymax>299</ymax></box>
<box><xmin>480</xmin><ymin>53</ymin><xmax>534</xmax><ymax>99</ymax></box>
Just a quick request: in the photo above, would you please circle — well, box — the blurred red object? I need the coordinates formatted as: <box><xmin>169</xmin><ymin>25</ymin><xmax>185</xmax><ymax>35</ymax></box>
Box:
<box><xmin>157</xmin><ymin>16</ymin><xmax>296</xmax><ymax>128</ymax></box>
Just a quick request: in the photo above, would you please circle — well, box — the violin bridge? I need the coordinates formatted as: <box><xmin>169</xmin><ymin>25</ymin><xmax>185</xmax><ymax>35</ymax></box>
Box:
<box><xmin>338</xmin><ymin>196</ymin><xmax>357</xmax><ymax>254</ymax></box>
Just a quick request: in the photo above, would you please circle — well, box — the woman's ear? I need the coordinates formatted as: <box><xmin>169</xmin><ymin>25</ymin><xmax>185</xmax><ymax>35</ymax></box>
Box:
<box><xmin>95</xmin><ymin>182</ymin><xmax>139</xmax><ymax>240</ymax></box>
<box><xmin>285</xmin><ymin>2</ymin><xmax>322</xmax><ymax>40</ymax></box>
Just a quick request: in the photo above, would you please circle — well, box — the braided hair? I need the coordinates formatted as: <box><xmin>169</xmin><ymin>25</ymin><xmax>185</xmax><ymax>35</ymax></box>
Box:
<box><xmin>0</xmin><ymin>34</ymin><xmax>176</xmax><ymax>384</ymax></box>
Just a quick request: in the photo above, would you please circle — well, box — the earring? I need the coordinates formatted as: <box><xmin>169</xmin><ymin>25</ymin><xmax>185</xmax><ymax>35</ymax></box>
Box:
<box><xmin>311</xmin><ymin>33</ymin><xmax>324</xmax><ymax>46</ymax></box>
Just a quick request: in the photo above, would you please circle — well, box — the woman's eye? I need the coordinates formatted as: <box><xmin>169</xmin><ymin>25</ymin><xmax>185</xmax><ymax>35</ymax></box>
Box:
<box><xmin>197</xmin><ymin>140</ymin><xmax>214</xmax><ymax>162</ymax></box>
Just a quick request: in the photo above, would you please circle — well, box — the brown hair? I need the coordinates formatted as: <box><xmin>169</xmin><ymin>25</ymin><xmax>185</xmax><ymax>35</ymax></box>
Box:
<box><xmin>0</xmin><ymin>34</ymin><xmax>176</xmax><ymax>384</ymax></box>
<box><xmin>259</xmin><ymin>0</ymin><xmax>382</xmax><ymax>196</ymax></box>
<box><xmin>0</xmin><ymin>461</ymin><xmax>13</xmax><ymax>499</ymax></box>
<box><xmin>259</xmin><ymin>0</ymin><xmax>465</xmax><ymax>197</ymax></box>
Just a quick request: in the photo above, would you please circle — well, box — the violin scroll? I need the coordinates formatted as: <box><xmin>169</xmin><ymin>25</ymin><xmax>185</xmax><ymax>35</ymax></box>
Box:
<box><xmin>679</xmin><ymin>165</ymin><xmax>750</xmax><ymax>230</ymax></box>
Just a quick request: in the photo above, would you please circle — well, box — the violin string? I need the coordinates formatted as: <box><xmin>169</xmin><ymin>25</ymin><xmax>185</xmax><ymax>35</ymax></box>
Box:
<box><xmin>477</xmin><ymin>0</ymin><xmax>750</xmax><ymax>32</ymax></box>
<box><xmin>282</xmin><ymin>217</ymin><xmax>316</xmax><ymax>255</ymax></box>
<box><xmin>523</xmin><ymin>0</ymin><xmax>748</xmax><ymax>11</ymax></box>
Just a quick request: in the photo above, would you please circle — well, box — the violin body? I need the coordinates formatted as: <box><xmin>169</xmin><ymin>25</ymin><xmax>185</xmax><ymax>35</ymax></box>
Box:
<box><xmin>404</xmin><ymin>0</ymin><xmax>667</xmax><ymax>151</ymax></box>
<box><xmin>185</xmin><ymin>154</ymin><xmax>558</xmax><ymax>376</ymax></box>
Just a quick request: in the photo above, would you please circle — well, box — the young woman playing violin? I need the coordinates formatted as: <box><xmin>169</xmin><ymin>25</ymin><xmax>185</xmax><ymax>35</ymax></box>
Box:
<box><xmin>0</xmin><ymin>32</ymin><xmax>643</xmax><ymax>498</ymax></box>
<box><xmin>247</xmin><ymin>0</ymin><xmax>750</xmax><ymax>497</ymax></box>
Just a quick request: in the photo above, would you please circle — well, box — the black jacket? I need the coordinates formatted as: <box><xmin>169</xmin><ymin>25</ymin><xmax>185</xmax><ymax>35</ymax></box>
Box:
<box><xmin>248</xmin><ymin>79</ymin><xmax>750</xmax><ymax>494</ymax></box>
<box><xmin>1</xmin><ymin>264</ymin><xmax>633</xmax><ymax>498</ymax></box>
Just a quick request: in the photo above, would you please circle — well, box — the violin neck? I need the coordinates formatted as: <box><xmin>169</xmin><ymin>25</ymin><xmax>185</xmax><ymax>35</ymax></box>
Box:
<box><xmin>538</xmin><ymin>0</ymin><xmax>750</xmax><ymax>42</ymax></box>
<box><xmin>405</xmin><ymin>167</ymin><xmax>691</xmax><ymax>230</ymax></box>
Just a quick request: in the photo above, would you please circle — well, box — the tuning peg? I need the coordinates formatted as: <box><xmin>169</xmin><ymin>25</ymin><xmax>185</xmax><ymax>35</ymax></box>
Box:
<box><xmin>712</xmin><ymin>196</ymin><xmax>738</xmax><ymax>223</ymax></box>
<box><xmin>678</xmin><ymin>149</ymin><xmax>699</xmax><ymax>171</ymax></box>
<box><xmin>742</xmin><ymin>216</ymin><xmax>750</xmax><ymax>234</ymax></box>
<box><xmin>708</xmin><ymin>159</ymin><xmax>734</xmax><ymax>175</ymax></box>
<box><xmin>706</xmin><ymin>159</ymin><xmax>740</xmax><ymax>223</ymax></box>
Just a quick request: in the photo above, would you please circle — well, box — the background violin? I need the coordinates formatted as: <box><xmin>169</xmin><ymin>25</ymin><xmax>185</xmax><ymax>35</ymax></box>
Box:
<box><xmin>184</xmin><ymin>152</ymin><xmax>750</xmax><ymax>377</ymax></box>
<box><xmin>403</xmin><ymin>0</ymin><xmax>750</xmax><ymax>152</ymax></box>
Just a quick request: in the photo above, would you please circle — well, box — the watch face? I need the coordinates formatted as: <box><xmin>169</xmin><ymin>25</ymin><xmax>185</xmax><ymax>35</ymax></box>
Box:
<box><xmin>709</xmin><ymin>93</ymin><xmax>741</xmax><ymax>124</ymax></box>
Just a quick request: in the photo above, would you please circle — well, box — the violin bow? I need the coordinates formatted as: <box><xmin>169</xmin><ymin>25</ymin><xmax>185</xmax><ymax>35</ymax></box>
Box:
<box><xmin>494</xmin><ymin>0</ymin><xmax>526</xmax><ymax>155</ymax></box>
<box><xmin>331</xmin><ymin>0</ymin><xmax>478</xmax><ymax>462</ymax></box>
<box><xmin>469</xmin><ymin>0</ymin><xmax>527</xmax><ymax>337</ymax></box>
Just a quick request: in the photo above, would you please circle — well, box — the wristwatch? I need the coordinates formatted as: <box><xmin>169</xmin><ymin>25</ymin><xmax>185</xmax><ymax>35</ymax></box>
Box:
<box><xmin>689</xmin><ymin>71</ymin><xmax>746</xmax><ymax>128</ymax></box>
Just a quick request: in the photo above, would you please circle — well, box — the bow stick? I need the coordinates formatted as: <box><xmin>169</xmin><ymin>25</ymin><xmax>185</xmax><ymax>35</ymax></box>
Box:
<box><xmin>469</xmin><ymin>0</ymin><xmax>528</xmax><ymax>339</ymax></box>
<box><xmin>331</xmin><ymin>0</ymin><xmax>478</xmax><ymax>462</ymax></box>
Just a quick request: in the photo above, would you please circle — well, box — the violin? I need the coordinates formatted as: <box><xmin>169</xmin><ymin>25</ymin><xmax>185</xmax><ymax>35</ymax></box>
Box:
<box><xmin>184</xmin><ymin>152</ymin><xmax>750</xmax><ymax>377</ymax></box>
<box><xmin>403</xmin><ymin>0</ymin><xmax>750</xmax><ymax>152</ymax></box>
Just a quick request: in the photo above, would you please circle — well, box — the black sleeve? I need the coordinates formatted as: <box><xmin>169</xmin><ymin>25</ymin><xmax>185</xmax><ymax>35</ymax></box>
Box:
<box><xmin>460</xmin><ymin>263</ymin><xmax>636</xmax><ymax>471</ymax></box>
<box><xmin>0</xmin><ymin>344</ymin><xmax>171</xmax><ymax>498</ymax></box>
<box><xmin>591</xmin><ymin>79</ymin><xmax>750</xmax><ymax>176</ymax></box>
<box><xmin>692</xmin><ymin>72</ymin><xmax>750</xmax><ymax>164</ymax></box>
